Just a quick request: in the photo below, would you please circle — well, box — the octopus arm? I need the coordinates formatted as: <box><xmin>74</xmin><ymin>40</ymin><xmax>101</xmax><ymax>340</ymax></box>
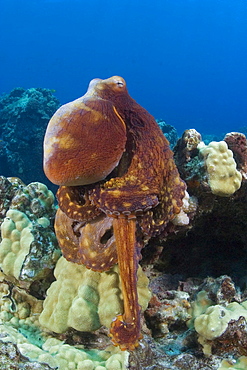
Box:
<box><xmin>90</xmin><ymin>108</ymin><xmax>173</xmax><ymax>216</ymax></box>
<box><xmin>109</xmin><ymin>216</ymin><xmax>142</xmax><ymax>350</ymax></box>
<box><xmin>55</xmin><ymin>208</ymin><xmax>117</xmax><ymax>271</ymax></box>
<box><xmin>57</xmin><ymin>185</ymin><xmax>102</xmax><ymax>222</ymax></box>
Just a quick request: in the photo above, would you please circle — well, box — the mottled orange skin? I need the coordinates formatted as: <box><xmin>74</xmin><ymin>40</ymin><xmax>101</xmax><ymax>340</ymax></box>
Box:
<box><xmin>43</xmin><ymin>78</ymin><xmax>127</xmax><ymax>186</ymax></box>
<box><xmin>43</xmin><ymin>76</ymin><xmax>186</xmax><ymax>350</ymax></box>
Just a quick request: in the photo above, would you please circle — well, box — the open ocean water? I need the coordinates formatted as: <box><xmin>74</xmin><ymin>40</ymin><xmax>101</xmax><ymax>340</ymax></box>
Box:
<box><xmin>0</xmin><ymin>0</ymin><xmax>247</xmax><ymax>136</ymax></box>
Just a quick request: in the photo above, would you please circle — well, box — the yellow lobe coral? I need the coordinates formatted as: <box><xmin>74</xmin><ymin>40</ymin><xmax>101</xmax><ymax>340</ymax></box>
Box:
<box><xmin>218</xmin><ymin>356</ymin><xmax>247</xmax><ymax>370</ymax></box>
<box><xmin>39</xmin><ymin>256</ymin><xmax>151</xmax><ymax>334</ymax></box>
<box><xmin>199</xmin><ymin>141</ymin><xmax>242</xmax><ymax>196</ymax></box>
<box><xmin>0</xmin><ymin>209</ymin><xmax>33</xmax><ymax>280</ymax></box>
<box><xmin>194</xmin><ymin>301</ymin><xmax>247</xmax><ymax>355</ymax></box>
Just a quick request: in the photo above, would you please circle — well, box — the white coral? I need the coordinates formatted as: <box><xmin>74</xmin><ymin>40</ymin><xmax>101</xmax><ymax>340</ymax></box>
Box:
<box><xmin>172</xmin><ymin>191</ymin><xmax>197</xmax><ymax>226</ymax></box>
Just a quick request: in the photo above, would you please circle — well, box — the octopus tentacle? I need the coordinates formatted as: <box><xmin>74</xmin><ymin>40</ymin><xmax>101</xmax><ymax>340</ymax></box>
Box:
<box><xmin>57</xmin><ymin>185</ymin><xmax>102</xmax><ymax>222</ymax></box>
<box><xmin>90</xmin><ymin>185</ymin><xmax>158</xmax><ymax>215</ymax></box>
<box><xmin>110</xmin><ymin>216</ymin><xmax>142</xmax><ymax>350</ymax></box>
<box><xmin>149</xmin><ymin>159</ymin><xmax>187</xmax><ymax>237</ymax></box>
<box><xmin>55</xmin><ymin>208</ymin><xmax>117</xmax><ymax>270</ymax></box>
<box><xmin>89</xmin><ymin>100</ymin><xmax>180</xmax><ymax>216</ymax></box>
<box><xmin>55</xmin><ymin>208</ymin><xmax>85</xmax><ymax>264</ymax></box>
<box><xmin>78</xmin><ymin>215</ymin><xmax>117</xmax><ymax>272</ymax></box>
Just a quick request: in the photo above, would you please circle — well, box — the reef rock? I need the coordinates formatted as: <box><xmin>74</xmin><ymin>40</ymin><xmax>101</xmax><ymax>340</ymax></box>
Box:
<box><xmin>0</xmin><ymin>87</ymin><xmax>60</xmax><ymax>188</ymax></box>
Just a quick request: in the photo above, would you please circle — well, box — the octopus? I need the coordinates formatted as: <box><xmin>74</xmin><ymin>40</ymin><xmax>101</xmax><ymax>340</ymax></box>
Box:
<box><xmin>43</xmin><ymin>76</ymin><xmax>186</xmax><ymax>350</ymax></box>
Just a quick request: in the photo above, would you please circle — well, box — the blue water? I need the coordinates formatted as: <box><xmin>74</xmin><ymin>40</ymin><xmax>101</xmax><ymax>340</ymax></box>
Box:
<box><xmin>0</xmin><ymin>0</ymin><xmax>247</xmax><ymax>135</ymax></box>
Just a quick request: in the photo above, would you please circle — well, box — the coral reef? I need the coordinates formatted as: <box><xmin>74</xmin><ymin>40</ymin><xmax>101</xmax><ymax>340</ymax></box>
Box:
<box><xmin>1</xmin><ymin>139</ymin><xmax>247</xmax><ymax>368</ymax></box>
<box><xmin>195</xmin><ymin>301</ymin><xmax>247</xmax><ymax>355</ymax></box>
<box><xmin>0</xmin><ymin>178</ymin><xmax>128</xmax><ymax>369</ymax></box>
<box><xmin>145</xmin><ymin>278</ymin><xmax>191</xmax><ymax>337</ymax></box>
<box><xmin>141</xmin><ymin>129</ymin><xmax>247</xmax><ymax>368</ymax></box>
<box><xmin>174</xmin><ymin>128</ymin><xmax>202</xmax><ymax>165</ymax></box>
<box><xmin>0</xmin><ymin>87</ymin><xmax>60</xmax><ymax>188</ymax></box>
<box><xmin>0</xmin><ymin>323</ymin><xmax>127</xmax><ymax>370</ymax></box>
<box><xmin>0</xmin><ymin>261</ymin><xmax>128</xmax><ymax>369</ymax></box>
<box><xmin>0</xmin><ymin>176</ymin><xmax>59</xmax><ymax>295</ymax></box>
<box><xmin>224</xmin><ymin>132</ymin><xmax>247</xmax><ymax>179</ymax></box>
<box><xmin>163</xmin><ymin>130</ymin><xmax>247</xmax><ymax>280</ymax></box>
<box><xmin>171</xmin><ymin>190</ymin><xmax>198</xmax><ymax>226</ymax></box>
<box><xmin>1</xmin><ymin>78</ymin><xmax>247</xmax><ymax>368</ymax></box>
<box><xmin>156</xmin><ymin>119</ymin><xmax>178</xmax><ymax>148</ymax></box>
<box><xmin>174</xmin><ymin>130</ymin><xmax>246</xmax><ymax>196</ymax></box>
<box><xmin>199</xmin><ymin>140</ymin><xmax>242</xmax><ymax>196</ymax></box>
<box><xmin>39</xmin><ymin>256</ymin><xmax>151</xmax><ymax>334</ymax></box>
<box><xmin>218</xmin><ymin>356</ymin><xmax>247</xmax><ymax>370</ymax></box>
<box><xmin>0</xmin><ymin>208</ymin><xmax>59</xmax><ymax>283</ymax></box>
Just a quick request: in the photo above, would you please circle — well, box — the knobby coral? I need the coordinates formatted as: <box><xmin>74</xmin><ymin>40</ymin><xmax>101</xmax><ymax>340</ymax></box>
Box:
<box><xmin>0</xmin><ymin>268</ymin><xmax>128</xmax><ymax>370</ymax></box>
<box><xmin>0</xmin><ymin>177</ymin><xmax>59</xmax><ymax>288</ymax></box>
<box><xmin>43</xmin><ymin>76</ymin><xmax>186</xmax><ymax>350</ymax></box>
<box><xmin>39</xmin><ymin>256</ymin><xmax>151</xmax><ymax>333</ymax></box>
<box><xmin>199</xmin><ymin>141</ymin><xmax>242</xmax><ymax>196</ymax></box>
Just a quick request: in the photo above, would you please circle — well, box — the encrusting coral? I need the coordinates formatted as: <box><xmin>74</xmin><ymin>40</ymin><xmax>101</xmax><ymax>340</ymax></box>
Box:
<box><xmin>173</xmin><ymin>130</ymin><xmax>246</xmax><ymax>199</ymax></box>
<box><xmin>0</xmin><ymin>323</ymin><xmax>127</xmax><ymax>370</ymax></box>
<box><xmin>224</xmin><ymin>132</ymin><xmax>247</xmax><ymax>180</ymax></box>
<box><xmin>199</xmin><ymin>141</ymin><xmax>242</xmax><ymax>196</ymax></box>
<box><xmin>174</xmin><ymin>128</ymin><xmax>202</xmax><ymax>165</ymax></box>
<box><xmin>0</xmin><ymin>270</ymin><xmax>43</xmax><ymax>324</ymax></box>
<box><xmin>0</xmin><ymin>264</ymin><xmax>128</xmax><ymax>370</ymax></box>
<box><xmin>194</xmin><ymin>301</ymin><xmax>247</xmax><ymax>355</ymax></box>
<box><xmin>171</xmin><ymin>190</ymin><xmax>198</xmax><ymax>226</ymax></box>
<box><xmin>1</xmin><ymin>209</ymin><xmax>36</xmax><ymax>280</ymax></box>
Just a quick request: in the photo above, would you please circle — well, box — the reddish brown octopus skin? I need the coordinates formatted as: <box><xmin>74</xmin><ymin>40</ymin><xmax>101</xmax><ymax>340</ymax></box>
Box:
<box><xmin>43</xmin><ymin>78</ymin><xmax>127</xmax><ymax>186</ymax></box>
<box><xmin>54</xmin><ymin>208</ymin><xmax>118</xmax><ymax>271</ymax></box>
<box><xmin>43</xmin><ymin>76</ymin><xmax>186</xmax><ymax>351</ymax></box>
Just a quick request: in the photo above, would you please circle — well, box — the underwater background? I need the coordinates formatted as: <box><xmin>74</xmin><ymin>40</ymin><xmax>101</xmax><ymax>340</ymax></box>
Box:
<box><xmin>2</xmin><ymin>1</ymin><xmax>247</xmax><ymax>369</ymax></box>
<box><xmin>1</xmin><ymin>0</ymin><xmax>247</xmax><ymax>136</ymax></box>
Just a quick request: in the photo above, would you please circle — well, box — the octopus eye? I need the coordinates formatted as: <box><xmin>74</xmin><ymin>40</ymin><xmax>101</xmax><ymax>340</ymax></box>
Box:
<box><xmin>115</xmin><ymin>80</ymin><xmax>124</xmax><ymax>88</ymax></box>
